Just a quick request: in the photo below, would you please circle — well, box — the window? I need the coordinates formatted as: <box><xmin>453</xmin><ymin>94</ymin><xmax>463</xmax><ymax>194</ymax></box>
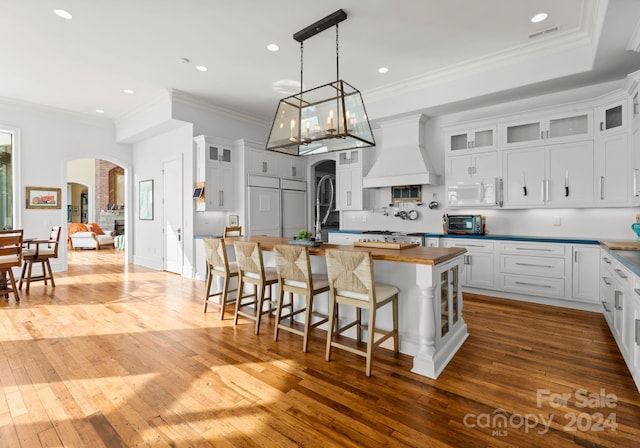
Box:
<box><xmin>0</xmin><ymin>131</ymin><xmax>13</xmax><ymax>229</ymax></box>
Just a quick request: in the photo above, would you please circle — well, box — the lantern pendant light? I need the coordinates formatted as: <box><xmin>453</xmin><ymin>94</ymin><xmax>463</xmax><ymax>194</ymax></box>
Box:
<box><xmin>266</xmin><ymin>9</ymin><xmax>375</xmax><ymax>156</ymax></box>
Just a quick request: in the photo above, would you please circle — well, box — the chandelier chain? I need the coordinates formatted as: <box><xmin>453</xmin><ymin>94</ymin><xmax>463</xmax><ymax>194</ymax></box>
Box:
<box><xmin>336</xmin><ymin>23</ymin><xmax>340</xmax><ymax>81</ymax></box>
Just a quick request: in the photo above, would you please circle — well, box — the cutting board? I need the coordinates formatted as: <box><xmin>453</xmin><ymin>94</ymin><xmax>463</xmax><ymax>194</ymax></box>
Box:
<box><xmin>353</xmin><ymin>241</ymin><xmax>418</xmax><ymax>250</ymax></box>
<box><xmin>601</xmin><ymin>240</ymin><xmax>640</xmax><ymax>250</ymax></box>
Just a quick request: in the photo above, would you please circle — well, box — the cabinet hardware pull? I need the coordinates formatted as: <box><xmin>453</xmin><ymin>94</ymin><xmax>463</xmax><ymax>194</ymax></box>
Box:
<box><xmin>634</xmin><ymin>288</ymin><xmax>640</xmax><ymax>296</ymax></box>
<box><xmin>515</xmin><ymin>247</ymin><xmax>552</xmax><ymax>251</ymax></box>
<box><xmin>219</xmin><ymin>190</ymin><xmax>223</xmax><ymax>206</ymax></box>
<box><xmin>600</xmin><ymin>176</ymin><xmax>605</xmax><ymax>200</ymax></box>
<box><xmin>614</xmin><ymin>268</ymin><xmax>628</xmax><ymax>280</ymax></box>
<box><xmin>634</xmin><ymin>169</ymin><xmax>639</xmax><ymax>197</ymax></box>
<box><xmin>515</xmin><ymin>281</ymin><xmax>552</xmax><ymax>288</ymax></box>
<box><xmin>614</xmin><ymin>290</ymin><xmax>622</xmax><ymax>310</ymax></box>
<box><xmin>541</xmin><ymin>180</ymin><xmax>545</xmax><ymax>202</ymax></box>
<box><xmin>600</xmin><ymin>122</ymin><xmax>604</xmax><ymax>132</ymax></box>
<box><xmin>467</xmin><ymin>166</ymin><xmax>472</xmax><ymax>175</ymax></box>
<box><xmin>540</xmin><ymin>131</ymin><xmax>544</xmax><ymax>140</ymax></box>
<box><xmin>545</xmin><ymin>130</ymin><xmax>549</xmax><ymax>139</ymax></box>
<box><xmin>292</xmin><ymin>166</ymin><xmax>296</xmax><ymax>177</ymax></box>
<box><xmin>467</xmin><ymin>141</ymin><xmax>471</xmax><ymax>149</ymax></box>
<box><xmin>603</xmin><ymin>257</ymin><xmax>611</xmax><ymax>264</ymax></box>
<box><xmin>498</xmin><ymin>178</ymin><xmax>504</xmax><ymax>207</ymax></box>
<box><xmin>457</xmin><ymin>243</ymin><xmax>485</xmax><ymax>247</ymax></box>
<box><xmin>636</xmin><ymin>319</ymin><xmax>640</xmax><ymax>346</ymax></box>
<box><xmin>471</xmin><ymin>141</ymin><xmax>475</xmax><ymax>148</ymax></box>
<box><xmin>602</xmin><ymin>277</ymin><xmax>612</xmax><ymax>286</ymax></box>
<box><xmin>602</xmin><ymin>301</ymin><xmax>611</xmax><ymax>313</ymax></box>
<box><xmin>515</xmin><ymin>262</ymin><xmax>553</xmax><ymax>268</ymax></box>
<box><xmin>262</xmin><ymin>161</ymin><xmax>267</xmax><ymax>173</ymax></box>
<box><xmin>545</xmin><ymin>179</ymin><xmax>549</xmax><ymax>202</ymax></box>
<box><xmin>574</xmin><ymin>251</ymin><xmax>578</xmax><ymax>263</ymax></box>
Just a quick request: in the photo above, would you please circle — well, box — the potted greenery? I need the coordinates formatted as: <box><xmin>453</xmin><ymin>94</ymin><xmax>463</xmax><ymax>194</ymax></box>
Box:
<box><xmin>289</xmin><ymin>229</ymin><xmax>321</xmax><ymax>246</ymax></box>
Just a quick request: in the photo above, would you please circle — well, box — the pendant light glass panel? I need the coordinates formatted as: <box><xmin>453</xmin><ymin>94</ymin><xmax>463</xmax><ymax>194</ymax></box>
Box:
<box><xmin>266</xmin><ymin>80</ymin><xmax>375</xmax><ymax>156</ymax></box>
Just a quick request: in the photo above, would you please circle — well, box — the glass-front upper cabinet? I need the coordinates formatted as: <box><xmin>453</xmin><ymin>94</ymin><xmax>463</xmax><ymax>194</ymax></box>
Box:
<box><xmin>503</xmin><ymin>109</ymin><xmax>592</xmax><ymax>149</ymax></box>
<box><xmin>446</xmin><ymin>125</ymin><xmax>497</xmax><ymax>153</ymax></box>
<box><xmin>597</xmin><ymin>99</ymin><xmax>627</xmax><ymax>136</ymax></box>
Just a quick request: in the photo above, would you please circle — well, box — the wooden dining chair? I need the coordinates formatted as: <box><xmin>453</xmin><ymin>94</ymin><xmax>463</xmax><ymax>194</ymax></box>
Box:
<box><xmin>233</xmin><ymin>241</ymin><xmax>278</xmax><ymax>334</ymax></box>
<box><xmin>324</xmin><ymin>249</ymin><xmax>399</xmax><ymax>376</ymax></box>
<box><xmin>203</xmin><ymin>237</ymin><xmax>238</xmax><ymax>319</ymax></box>
<box><xmin>0</xmin><ymin>229</ymin><xmax>24</xmax><ymax>302</ymax></box>
<box><xmin>224</xmin><ymin>226</ymin><xmax>242</xmax><ymax>237</ymax></box>
<box><xmin>273</xmin><ymin>244</ymin><xmax>330</xmax><ymax>352</ymax></box>
<box><xmin>20</xmin><ymin>226</ymin><xmax>61</xmax><ymax>294</ymax></box>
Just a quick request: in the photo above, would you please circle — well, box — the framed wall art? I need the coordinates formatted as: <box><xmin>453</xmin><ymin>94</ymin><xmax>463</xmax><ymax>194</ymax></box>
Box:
<box><xmin>139</xmin><ymin>180</ymin><xmax>154</xmax><ymax>220</ymax></box>
<box><xmin>26</xmin><ymin>186</ymin><xmax>62</xmax><ymax>209</ymax></box>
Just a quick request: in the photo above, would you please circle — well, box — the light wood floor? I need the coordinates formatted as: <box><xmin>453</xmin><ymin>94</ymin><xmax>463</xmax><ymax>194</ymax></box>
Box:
<box><xmin>1</xmin><ymin>249</ymin><xmax>639</xmax><ymax>447</ymax></box>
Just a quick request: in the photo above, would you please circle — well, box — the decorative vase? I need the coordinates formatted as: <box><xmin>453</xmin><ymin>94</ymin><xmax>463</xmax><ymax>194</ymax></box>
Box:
<box><xmin>632</xmin><ymin>222</ymin><xmax>640</xmax><ymax>240</ymax></box>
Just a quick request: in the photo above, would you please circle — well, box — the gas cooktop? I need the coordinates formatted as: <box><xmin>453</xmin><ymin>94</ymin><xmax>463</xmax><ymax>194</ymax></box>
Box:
<box><xmin>362</xmin><ymin>230</ymin><xmax>424</xmax><ymax>236</ymax></box>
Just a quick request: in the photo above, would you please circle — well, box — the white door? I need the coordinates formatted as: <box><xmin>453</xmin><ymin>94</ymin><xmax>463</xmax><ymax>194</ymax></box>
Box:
<box><xmin>282</xmin><ymin>189</ymin><xmax>306</xmax><ymax>239</ymax></box>
<box><xmin>163</xmin><ymin>158</ymin><xmax>183</xmax><ymax>274</ymax></box>
<box><xmin>248</xmin><ymin>187</ymin><xmax>281</xmax><ymax>237</ymax></box>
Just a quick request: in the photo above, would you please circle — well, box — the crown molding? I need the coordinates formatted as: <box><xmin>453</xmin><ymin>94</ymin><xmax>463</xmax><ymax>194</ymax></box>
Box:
<box><xmin>170</xmin><ymin>89</ymin><xmax>269</xmax><ymax>128</ymax></box>
<box><xmin>365</xmin><ymin>0</ymin><xmax>604</xmax><ymax>108</ymax></box>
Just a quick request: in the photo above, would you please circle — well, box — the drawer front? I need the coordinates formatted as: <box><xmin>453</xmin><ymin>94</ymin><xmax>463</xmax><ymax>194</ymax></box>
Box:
<box><xmin>442</xmin><ymin>239</ymin><xmax>495</xmax><ymax>251</ymax></box>
<box><xmin>498</xmin><ymin>273</ymin><xmax>565</xmax><ymax>298</ymax></box>
<box><xmin>499</xmin><ymin>242</ymin><xmax>565</xmax><ymax>257</ymax></box>
<box><xmin>499</xmin><ymin>254</ymin><xmax>565</xmax><ymax>278</ymax></box>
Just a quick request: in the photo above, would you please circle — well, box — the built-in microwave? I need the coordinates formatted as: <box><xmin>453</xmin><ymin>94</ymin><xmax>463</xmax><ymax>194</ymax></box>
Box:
<box><xmin>446</xmin><ymin>215</ymin><xmax>485</xmax><ymax>235</ymax></box>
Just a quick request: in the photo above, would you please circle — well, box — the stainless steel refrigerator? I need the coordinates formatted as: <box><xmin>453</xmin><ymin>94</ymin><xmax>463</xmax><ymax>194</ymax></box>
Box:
<box><xmin>247</xmin><ymin>175</ymin><xmax>307</xmax><ymax>238</ymax></box>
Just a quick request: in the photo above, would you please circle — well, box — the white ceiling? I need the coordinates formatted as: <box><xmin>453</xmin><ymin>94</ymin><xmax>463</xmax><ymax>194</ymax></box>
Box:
<box><xmin>1</xmin><ymin>0</ymin><xmax>639</xmax><ymax>123</ymax></box>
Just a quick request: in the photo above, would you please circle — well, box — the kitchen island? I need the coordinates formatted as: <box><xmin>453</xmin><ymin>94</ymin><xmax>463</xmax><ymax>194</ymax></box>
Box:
<box><xmin>222</xmin><ymin>235</ymin><xmax>468</xmax><ymax>379</ymax></box>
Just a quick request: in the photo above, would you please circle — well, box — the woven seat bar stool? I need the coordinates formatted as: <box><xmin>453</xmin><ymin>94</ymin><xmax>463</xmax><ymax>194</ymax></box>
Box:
<box><xmin>273</xmin><ymin>244</ymin><xmax>331</xmax><ymax>352</ymax></box>
<box><xmin>233</xmin><ymin>241</ymin><xmax>278</xmax><ymax>335</ymax></box>
<box><xmin>20</xmin><ymin>226</ymin><xmax>61</xmax><ymax>294</ymax></box>
<box><xmin>203</xmin><ymin>237</ymin><xmax>238</xmax><ymax>319</ymax></box>
<box><xmin>324</xmin><ymin>249</ymin><xmax>399</xmax><ymax>377</ymax></box>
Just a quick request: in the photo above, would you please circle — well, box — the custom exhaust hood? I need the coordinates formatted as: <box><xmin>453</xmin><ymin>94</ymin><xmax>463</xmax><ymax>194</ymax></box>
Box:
<box><xmin>363</xmin><ymin>114</ymin><xmax>439</xmax><ymax>188</ymax></box>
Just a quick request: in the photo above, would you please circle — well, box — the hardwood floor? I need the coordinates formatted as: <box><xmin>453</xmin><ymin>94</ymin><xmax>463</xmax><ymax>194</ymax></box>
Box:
<box><xmin>1</xmin><ymin>249</ymin><xmax>639</xmax><ymax>447</ymax></box>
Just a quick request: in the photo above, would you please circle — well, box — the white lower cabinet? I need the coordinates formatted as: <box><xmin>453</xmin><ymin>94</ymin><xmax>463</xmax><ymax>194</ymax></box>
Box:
<box><xmin>441</xmin><ymin>239</ymin><xmax>494</xmax><ymax>289</ymax></box>
<box><xmin>630</xmin><ymin>282</ymin><xmax>640</xmax><ymax>386</ymax></box>
<box><xmin>497</xmin><ymin>241</ymin><xmax>567</xmax><ymax>299</ymax></box>
<box><xmin>327</xmin><ymin>232</ymin><xmax>359</xmax><ymax>245</ymax></box>
<box><xmin>571</xmin><ymin>245</ymin><xmax>601</xmax><ymax>303</ymax></box>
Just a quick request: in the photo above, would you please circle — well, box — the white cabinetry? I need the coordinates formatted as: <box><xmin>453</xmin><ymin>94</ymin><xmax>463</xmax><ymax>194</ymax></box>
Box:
<box><xmin>596</xmin><ymin>132</ymin><xmax>629</xmax><ymax>205</ymax></box>
<box><xmin>497</xmin><ymin>241</ymin><xmax>566</xmax><ymax>299</ymax></box>
<box><xmin>446</xmin><ymin>125</ymin><xmax>497</xmax><ymax>153</ymax></box>
<box><xmin>631</xmin><ymin>117</ymin><xmax>640</xmax><ymax>204</ymax></box>
<box><xmin>204</xmin><ymin>164</ymin><xmax>234</xmax><ymax>211</ymax></box>
<box><xmin>442</xmin><ymin>239</ymin><xmax>494</xmax><ymax>289</ymax></box>
<box><xmin>286</xmin><ymin>156</ymin><xmax>306</xmax><ymax>180</ymax></box>
<box><xmin>336</xmin><ymin>149</ymin><xmax>370</xmax><ymax>211</ymax></box>
<box><xmin>596</xmin><ymin>99</ymin><xmax>626</xmax><ymax>135</ymax></box>
<box><xmin>571</xmin><ymin>245</ymin><xmax>600</xmax><ymax>303</ymax></box>
<box><xmin>502</xmin><ymin>140</ymin><xmax>594</xmax><ymax>207</ymax></box>
<box><xmin>194</xmin><ymin>135</ymin><xmax>235</xmax><ymax>211</ymax></box>
<box><xmin>630</xmin><ymin>278</ymin><xmax>640</xmax><ymax>388</ymax></box>
<box><xmin>247</xmin><ymin>148</ymin><xmax>283</xmax><ymax>177</ymax></box>
<box><xmin>327</xmin><ymin>232</ymin><xmax>359</xmax><ymax>245</ymax></box>
<box><xmin>503</xmin><ymin>109</ymin><xmax>592</xmax><ymax>149</ymax></box>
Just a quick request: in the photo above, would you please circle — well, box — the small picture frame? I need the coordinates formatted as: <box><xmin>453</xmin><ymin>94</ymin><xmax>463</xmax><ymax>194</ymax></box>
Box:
<box><xmin>139</xmin><ymin>180</ymin><xmax>154</xmax><ymax>220</ymax></box>
<box><xmin>26</xmin><ymin>186</ymin><xmax>62</xmax><ymax>209</ymax></box>
<box><xmin>229</xmin><ymin>215</ymin><xmax>239</xmax><ymax>226</ymax></box>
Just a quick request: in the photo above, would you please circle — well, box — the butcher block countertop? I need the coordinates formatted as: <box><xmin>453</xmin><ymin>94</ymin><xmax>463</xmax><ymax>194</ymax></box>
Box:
<box><xmin>224</xmin><ymin>235</ymin><xmax>466</xmax><ymax>266</ymax></box>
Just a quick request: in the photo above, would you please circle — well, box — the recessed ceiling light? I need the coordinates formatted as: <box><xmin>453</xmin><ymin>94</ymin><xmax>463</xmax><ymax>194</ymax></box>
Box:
<box><xmin>53</xmin><ymin>9</ymin><xmax>73</xmax><ymax>20</ymax></box>
<box><xmin>196</xmin><ymin>65</ymin><xmax>208</xmax><ymax>72</ymax></box>
<box><xmin>123</xmin><ymin>89</ymin><xmax>134</xmax><ymax>94</ymax></box>
<box><xmin>267</xmin><ymin>44</ymin><xmax>280</xmax><ymax>52</ymax></box>
<box><xmin>378</xmin><ymin>67</ymin><xmax>389</xmax><ymax>74</ymax></box>
<box><xmin>95</xmin><ymin>109</ymin><xmax>105</xmax><ymax>114</ymax></box>
<box><xmin>531</xmin><ymin>12</ymin><xmax>548</xmax><ymax>23</ymax></box>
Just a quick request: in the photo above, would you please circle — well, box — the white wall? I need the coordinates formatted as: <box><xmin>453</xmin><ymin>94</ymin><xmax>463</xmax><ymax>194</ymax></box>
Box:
<box><xmin>0</xmin><ymin>98</ymin><xmax>133</xmax><ymax>271</ymax></box>
<box><xmin>132</xmin><ymin>124</ymin><xmax>194</xmax><ymax>272</ymax></box>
